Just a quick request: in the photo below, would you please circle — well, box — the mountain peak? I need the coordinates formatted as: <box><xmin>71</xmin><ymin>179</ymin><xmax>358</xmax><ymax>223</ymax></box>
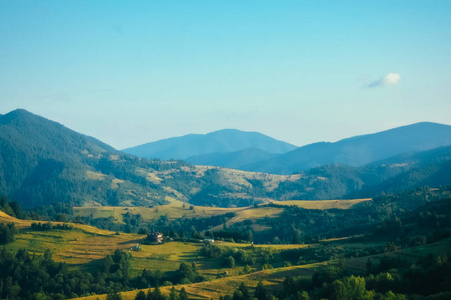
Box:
<box><xmin>123</xmin><ymin>129</ymin><xmax>297</xmax><ymax>160</ymax></box>
<box><xmin>5</xmin><ymin>108</ymin><xmax>34</xmax><ymax>117</ymax></box>
<box><xmin>242</xmin><ymin>121</ymin><xmax>451</xmax><ymax>174</ymax></box>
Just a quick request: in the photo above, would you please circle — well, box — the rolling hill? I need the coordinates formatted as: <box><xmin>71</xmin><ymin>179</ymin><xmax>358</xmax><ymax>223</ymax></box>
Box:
<box><xmin>0</xmin><ymin>110</ymin><xmax>302</xmax><ymax>208</ymax></box>
<box><xmin>122</xmin><ymin>129</ymin><xmax>297</xmax><ymax>160</ymax></box>
<box><xmin>267</xmin><ymin>145</ymin><xmax>451</xmax><ymax>201</ymax></box>
<box><xmin>1</xmin><ymin>109</ymin><xmax>451</xmax><ymax>209</ymax></box>
<box><xmin>242</xmin><ymin>122</ymin><xmax>451</xmax><ymax>174</ymax></box>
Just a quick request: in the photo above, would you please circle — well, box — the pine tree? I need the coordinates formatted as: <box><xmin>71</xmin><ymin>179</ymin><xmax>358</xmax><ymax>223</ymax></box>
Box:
<box><xmin>179</xmin><ymin>287</ymin><xmax>188</xmax><ymax>300</ymax></box>
<box><xmin>169</xmin><ymin>287</ymin><xmax>179</xmax><ymax>300</ymax></box>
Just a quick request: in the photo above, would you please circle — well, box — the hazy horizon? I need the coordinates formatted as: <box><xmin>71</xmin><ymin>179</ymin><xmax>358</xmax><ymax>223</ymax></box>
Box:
<box><xmin>2</xmin><ymin>1</ymin><xmax>450</xmax><ymax>149</ymax></box>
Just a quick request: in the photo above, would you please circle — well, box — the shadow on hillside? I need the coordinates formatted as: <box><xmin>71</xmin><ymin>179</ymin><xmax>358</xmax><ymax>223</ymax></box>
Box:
<box><xmin>71</xmin><ymin>258</ymin><xmax>104</xmax><ymax>274</ymax></box>
<box><xmin>118</xmin><ymin>238</ymin><xmax>145</xmax><ymax>245</ymax></box>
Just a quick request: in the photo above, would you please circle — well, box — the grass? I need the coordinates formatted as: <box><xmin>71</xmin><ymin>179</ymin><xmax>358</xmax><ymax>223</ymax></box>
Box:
<box><xmin>4</xmin><ymin>208</ymin><xmax>451</xmax><ymax>300</ymax></box>
<box><xmin>74</xmin><ymin>197</ymin><xmax>243</xmax><ymax>222</ymax></box>
<box><xmin>0</xmin><ymin>210</ymin><xmax>202</xmax><ymax>274</ymax></box>
<box><xmin>69</xmin><ymin>237</ymin><xmax>451</xmax><ymax>300</ymax></box>
<box><xmin>270</xmin><ymin>198</ymin><xmax>372</xmax><ymax>209</ymax></box>
<box><xmin>2</xmin><ymin>209</ymin><xmax>311</xmax><ymax>279</ymax></box>
<box><xmin>74</xmin><ymin>198</ymin><xmax>371</xmax><ymax>234</ymax></box>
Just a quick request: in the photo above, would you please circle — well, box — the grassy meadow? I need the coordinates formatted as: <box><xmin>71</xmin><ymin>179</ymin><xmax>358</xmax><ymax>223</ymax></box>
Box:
<box><xmin>69</xmin><ymin>237</ymin><xmax>451</xmax><ymax>300</ymax></box>
<box><xmin>73</xmin><ymin>197</ymin><xmax>371</xmax><ymax>230</ymax></box>
<box><xmin>74</xmin><ymin>197</ymin><xmax>244</xmax><ymax>222</ymax></box>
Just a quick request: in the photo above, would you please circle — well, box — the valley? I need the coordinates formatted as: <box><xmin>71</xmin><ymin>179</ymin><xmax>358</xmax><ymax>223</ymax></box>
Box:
<box><xmin>3</xmin><ymin>1</ymin><xmax>451</xmax><ymax>299</ymax></box>
<box><xmin>1</xmin><ymin>110</ymin><xmax>451</xmax><ymax>299</ymax></box>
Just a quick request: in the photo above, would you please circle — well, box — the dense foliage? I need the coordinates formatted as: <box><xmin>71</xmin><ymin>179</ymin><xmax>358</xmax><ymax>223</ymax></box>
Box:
<box><xmin>222</xmin><ymin>253</ymin><xmax>451</xmax><ymax>300</ymax></box>
<box><xmin>0</xmin><ymin>247</ymin><xmax>205</xmax><ymax>299</ymax></box>
<box><xmin>0</xmin><ymin>222</ymin><xmax>16</xmax><ymax>245</ymax></box>
<box><xmin>224</xmin><ymin>186</ymin><xmax>451</xmax><ymax>244</ymax></box>
<box><xmin>1</xmin><ymin>110</ymin><xmax>451</xmax><ymax>209</ymax></box>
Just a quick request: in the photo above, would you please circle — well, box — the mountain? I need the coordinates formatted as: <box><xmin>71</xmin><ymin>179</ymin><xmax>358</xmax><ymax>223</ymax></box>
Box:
<box><xmin>1</xmin><ymin>110</ymin><xmax>450</xmax><ymax>208</ymax></box>
<box><xmin>185</xmin><ymin>147</ymin><xmax>278</xmax><ymax>169</ymax></box>
<box><xmin>0</xmin><ymin>109</ymin><xmax>144</xmax><ymax>207</ymax></box>
<box><xmin>0</xmin><ymin>110</ymin><xmax>301</xmax><ymax>208</ymax></box>
<box><xmin>242</xmin><ymin>122</ymin><xmax>451</xmax><ymax>174</ymax></box>
<box><xmin>122</xmin><ymin>129</ymin><xmax>297</xmax><ymax>160</ymax></box>
<box><xmin>263</xmin><ymin>145</ymin><xmax>451</xmax><ymax>202</ymax></box>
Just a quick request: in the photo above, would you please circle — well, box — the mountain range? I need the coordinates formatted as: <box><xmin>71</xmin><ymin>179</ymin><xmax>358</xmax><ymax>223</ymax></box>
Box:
<box><xmin>242</xmin><ymin>122</ymin><xmax>451</xmax><ymax>174</ymax></box>
<box><xmin>0</xmin><ymin>110</ymin><xmax>297</xmax><ymax>208</ymax></box>
<box><xmin>1</xmin><ymin>109</ymin><xmax>451</xmax><ymax>208</ymax></box>
<box><xmin>122</xmin><ymin>129</ymin><xmax>297</xmax><ymax>160</ymax></box>
<box><xmin>126</xmin><ymin>122</ymin><xmax>451</xmax><ymax>174</ymax></box>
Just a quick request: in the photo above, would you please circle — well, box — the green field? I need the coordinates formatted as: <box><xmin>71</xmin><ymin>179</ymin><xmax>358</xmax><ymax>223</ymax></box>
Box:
<box><xmin>0</xmin><ymin>210</ymin><xmax>311</xmax><ymax>277</ymax></box>
<box><xmin>70</xmin><ymin>237</ymin><xmax>451</xmax><ymax>300</ymax></box>
<box><xmin>74</xmin><ymin>197</ymin><xmax>371</xmax><ymax>227</ymax></box>
<box><xmin>0</xmin><ymin>210</ymin><xmax>201</xmax><ymax>274</ymax></box>
<box><xmin>3</xmin><ymin>204</ymin><xmax>451</xmax><ymax>300</ymax></box>
<box><xmin>74</xmin><ymin>197</ymin><xmax>244</xmax><ymax>222</ymax></box>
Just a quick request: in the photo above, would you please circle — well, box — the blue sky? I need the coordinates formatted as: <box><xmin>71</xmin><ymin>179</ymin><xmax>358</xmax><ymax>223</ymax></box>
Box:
<box><xmin>1</xmin><ymin>1</ymin><xmax>450</xmax><ymax>149</ymax></box>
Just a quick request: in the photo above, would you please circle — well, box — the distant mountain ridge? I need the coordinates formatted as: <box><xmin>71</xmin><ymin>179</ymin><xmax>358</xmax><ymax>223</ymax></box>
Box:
<box><xmin>241</xmin><ymin>122</ymin><xmax>451</xmax><ymax>174</ymax></box>
<box><xmin>1</xmin><ymin>109</ymin><xmax>451</xmax><ymax>209</ymax></box>
<box><xmin>185</xmin><ymin>147</ymin><xmax>278</xmax><ymax>169</ymax></box>
<box><xmin>122</xmin><ymin>129</ymin><xmax>297</xmax><ymax>160</ymax></box>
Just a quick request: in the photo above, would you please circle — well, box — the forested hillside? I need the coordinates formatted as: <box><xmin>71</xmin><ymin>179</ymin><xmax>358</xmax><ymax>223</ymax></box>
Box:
<box><xmin>242</xmin><ymin>122</ymin><xmax>451</xmax><ymax>174</ymax></box>
<box><xmin>1</xmin><ymin>110</ymin><xmax>451</xmax><ymax>208</ymax></box>
<box><xmin>0</xmin><ymin>110</ymin><xmax>300</xmax><ymax>208</ymax></box>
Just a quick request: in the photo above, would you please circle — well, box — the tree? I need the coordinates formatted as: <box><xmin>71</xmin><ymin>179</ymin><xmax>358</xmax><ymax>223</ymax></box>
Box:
<box><xmin>169</xmin><ymin>287</ymin><xmax>179</xmax><ymax>300</ymax></box>
<box><xmin>254</xmin><ymin>281</ymin><xmax>267</xmax><ymax>300</ymax></box>
<box><xmin>296</xmin><ymin>291</ymin><xmax>310</xmax><ymax>300</ymax></box>
<box><xmin>225</xmin><ymin>256</ymin><xmax>235</xmax><ymax>268</ymax></box>
<box><xmin>107</xmin><ymin>292</ymin><xmax>123</xmax><ymax>300</ymax></box>
<box><xmin>179</xmin><ymin>287</ymin><xmax>188</xmax><ymax>300</ymax></box>
<box><xmin>238</xmin><ymin>282</ymin><xmax>250</xmax><ymax>299</ymax></box>
<box><xmin>241</xmin><ymin>265</ymin><xmax>252</xmax><ymax>275</ymax></box>
<box><xmin>151</xmin><ymin>286</ymin><xmax>166</xmax><ymax>300</ymax></box>
<box><xmin>332</xmin><ymin>276</ymin><xmax>366</xmax><ymax>300</ymax></box>
<box><xmin>103</xmin><ymin>255</ymin><xmax>114</xmax><ymax>274</ymax></box>
<box><xmin>0</xmin><ymin>223</ymin><xmax>16</xmax><ymax>245</ymax></box>
<box><xmin>135</xmin><ymin>291</ymin><xmax>147</xmax><ymax>300</ymax></box>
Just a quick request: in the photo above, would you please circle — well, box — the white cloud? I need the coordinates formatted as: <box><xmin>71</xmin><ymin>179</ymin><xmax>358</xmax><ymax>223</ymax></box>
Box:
<box><xmin>368</xmin><ymin>73</ymin><xmax>401</xmax><ymax>88</ymax></box>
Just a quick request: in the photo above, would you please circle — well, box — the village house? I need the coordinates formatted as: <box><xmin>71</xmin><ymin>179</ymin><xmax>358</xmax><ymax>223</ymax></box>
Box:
<box><xmin>146</xmin><ymin>232</ymin><xmax>163</xmax><ymax>243</ymax></box>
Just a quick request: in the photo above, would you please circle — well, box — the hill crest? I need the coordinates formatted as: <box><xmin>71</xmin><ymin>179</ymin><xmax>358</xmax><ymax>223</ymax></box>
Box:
<box><xmin>242</xmin><ymin>121</ymin><xmax>451</xmax><ymax>174</ymax></box>
<box><xmin>122</xmin><ymin>129</ymin><xmax>297</xmax><ymax>160</ymax></box>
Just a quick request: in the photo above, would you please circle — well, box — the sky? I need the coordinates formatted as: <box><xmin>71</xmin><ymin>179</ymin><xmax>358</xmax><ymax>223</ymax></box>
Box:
<box><xmin>1</xmin><ymin>1</ymin><xmax>451</xmax><ymax>149</ymax></box>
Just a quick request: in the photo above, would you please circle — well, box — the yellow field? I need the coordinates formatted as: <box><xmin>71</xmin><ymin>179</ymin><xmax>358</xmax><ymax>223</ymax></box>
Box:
<box><xmin>70</xmin><ymin>237</ymin><xmax>451</xmax><ymax>300</ymax></box>
<box><xmin>4</xmin><ymin>207</ymin><xmax>451</xmax><ymax>300</ymax></box>
<box><xmin>74</xmin><ymin>198</ymin><xmax>372</xmax><ymax>235</ymax></box>
<box><xmin>270</xmin><ymin>198</ymin><xmax>372</xmax><ymax>209</ymax></box>
<box><xmin>74</xmin><ymin>197</ymin><xmax>243</xmax><ymax>222</ymax></box>
<box><xmin>0</xmin><ymin>210</ymin><xmax>202</xmax><ymax>274</ymax></box>
<box><xmin>1</xmin><ymin>210</ymin><xmax>312</xmax><ymax>278</ymax></box>
<box><xmin>207</xmin><ymin>206</ymin><xmax>284</xmax><ymax>232</ymax></box>
<box><xmin>193</xmin><ymin>166</ymin><xmax>301</xmax><ymax>193</ymax></box>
